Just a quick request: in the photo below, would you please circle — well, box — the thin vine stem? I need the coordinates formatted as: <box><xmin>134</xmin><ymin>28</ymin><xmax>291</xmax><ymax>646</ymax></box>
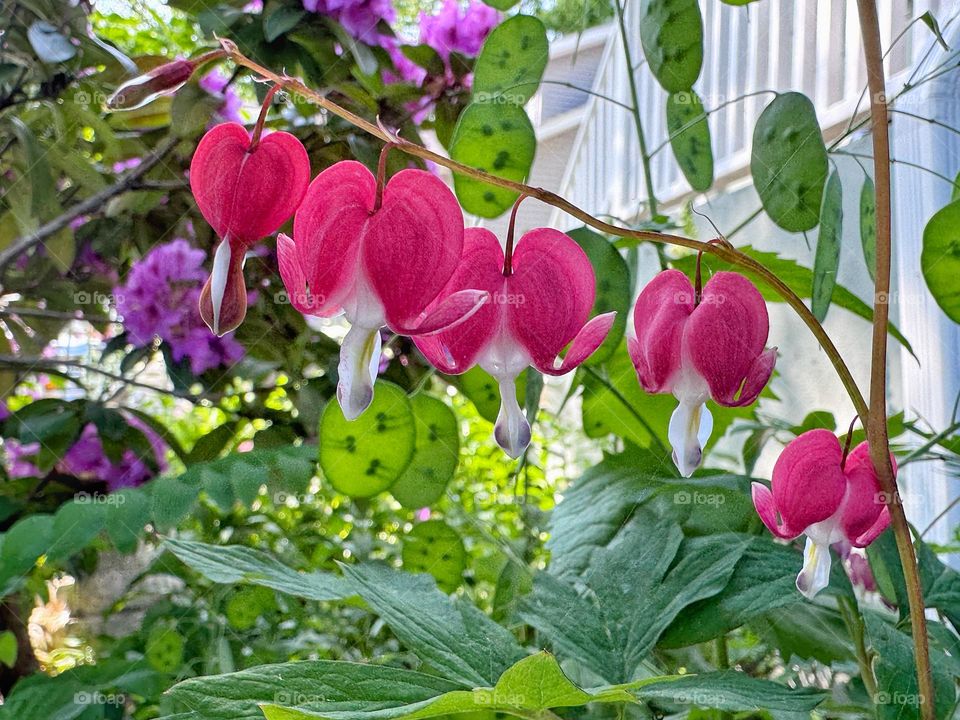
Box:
<box><xmin>218</xmin><ymin>39</ymin><xmax>870</xmax><ymax>425</ymax></box>
<box><xmin>833</xmin><ymin>149</ymin><xmax>960</xmax><ymax>190</ymax></box>
<box><xmin>856</xmin><ymin>1</ymin><xmax>934</xmax><ymax>716</ymax></box>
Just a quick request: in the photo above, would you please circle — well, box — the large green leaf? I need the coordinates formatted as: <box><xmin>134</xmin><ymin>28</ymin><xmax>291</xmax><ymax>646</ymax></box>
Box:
<box><xmin>568</xmin><ymin>227</ymin><xmax>631</xmax><ymax>364</ymax></box>
<box><xmin>673</xmin><ymin>246</ymin><xmax>914</xmax><ymax>355</ymax></box>
<box><xmin>665</xmin><ymin>91</ymin><xmax>713</xmax><ymax>191</ymax></box>
<box><xmin>390</xmin><ymin>395</ymin><xmax>460</xmax><ymax>508</ymax></box>
<box><xmin>659</xmin><ymin>537</ymin><xmax>800</xmax><ymax>647</ymax></box>
<box><xmin>638</xmin><ymin>0</ymin><xmax>703</xmax><ymax>93</ymax></box>
<box><xmin>751</xmin><ymin>92</ymin><xmax>829</xmax><ymax>232</ymax></box>
<box><xmin>164</xmin><ymin>538</ymin><xmax>352</xmax><ymax>602</ymax></box>
<box><xmin>165</xmin><ymin>660</ymin><xmax>465</xmax><ymax>720</ymax></box>
<box><xmin>812</xmin><ymin>170</ymin><xmax>843</xmax><ymax>321</ymax></box>
<box><xmin>921</xmin><ymin>198</ymin><xmax>960</xmax><ymax>323</ymax></box>
<box><xmin>319</xmin><ymin>381</ymin><xmax>416</xmax><ymax>498</ymax></box>
<box><xmin>341</xmin><ymin>563</ymin><xmax>525</xmax><ymax>687</ymax></box>
<box><xmin>471</xmin><ymin>15</ymin><xmax>548</xmax><ymax>106</ymax></box>
<box><xmin>520</xmin><ymin>508</ymin><xmax>746</xmax><ymax>683</ymax></box>
<box><xmin>450</xmin><ymin>102</ymin><xmax>536</xmax><ymax>218</ymax></box>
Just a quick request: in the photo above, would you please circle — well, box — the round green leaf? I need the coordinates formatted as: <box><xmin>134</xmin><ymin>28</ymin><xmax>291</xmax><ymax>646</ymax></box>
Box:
<box><xmin>145</xmin><ymin>623</ymin><xmax>185</xmax><ymax>673</ymax></box>
<box><xmin>401</xmin><ymin>520</ymin><xmax>467</xmax><ymax>592</ymax></box>
<box><xmin>921</xmin><ymin>199</ymin><xmax>960</xmax><ymax>323</ymax></box>
<box><xmin>450</xmin><ymin>102</ymin><xmax>536</xmax><ymax>218</ymax></box>
<box><xmin>751</xmin><ymin>92</ymin><xmax>829</xmax><ymax>232</ymax></box>
<box><xmin>480</xmin><ymin>0</ymin><xmax>519</xmax><ymax>9</ymax></box>
<box><xmin>666</xmin><ymin>91</ymin><xmax>713</xmax><ymax>192</ymax></box>
<box><xmin>457</xmin><ymin>366</ymin><xmax>526</xmax><ymax>423</ymax></box>
<box><xmin>226</xmin><ymin>586</ymin><xmax>276</xmax><ymax>630</ymax></box>
<box><xmin>812</xmin><ymin>171</ymin><xmax>843</xmax><ymax>321</ymax></box>
<box><xmin>638</xmin><ymin>0</ymin><xmax>703</xmax><ymax>93</ymax></box>
<box><xmin>391</xmin><ymin>395</ymin><xmax>460</xmax><ymax>508</ymax></box>
<box><xmin>860</xmin><ymin>176</ymin><xmax>877</xmax><ymax>281</ymax></box>
<box><xmin>319</xmin><ymin>382</ymin><xmax>416</xmax><ymax>498</ymax></box>
<box><xmin>472</xmin><ymin>15</ymin><xmax>548</xmax><ymax>106</ymax></box>
<box><xmin>567</xmin><ymin>227</ymin><xmax>630</xmax><ymax>364</ymax></box>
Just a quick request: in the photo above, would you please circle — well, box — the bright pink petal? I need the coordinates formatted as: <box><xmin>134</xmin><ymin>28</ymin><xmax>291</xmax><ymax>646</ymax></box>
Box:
<box><xmin>851</xmin><ymin>507</ymin><xmax>890</xmax><ymax>547</ymax></box>
<box><xmin>397</xmin><ymin>289</ymin><xmax>489</xmax><ymax>335</ymax></box>
<box><xmin>771</xmin><ymin>429</ymin><xmax>847</xmax><ymax>533</ymax></box>
<box><xmin>292</xmin><ymin>161</ymin><xmax>374</xmax><ymax>316</ymax></box>
<box><xmin>534</xmin><ymin>312</ymin><xmax>616</xmax><ymax>376</ymax></box>
<box><xmin>841</xmin><ymin>442</ymin><xmax>895</xmax><ymax>546</ymax></box>
<box><xmin>190</xmin><ymin>123</ymin><xmax>310</xmax><ymax>245</ymax></box>
<box><xmin>751</xmin><ymin>481</ymin><xmax>799</xmax><ymax>540</ymax></box>
<box><xmin>685</xmin><ymin>271</ymin><xmax>773</xmax><ymax>407</ymax></box>
<box><xmin>363</xmin><ymin>169</ymin><xmax>465</xmax><ymax>329</ymax></box>
<box><xmin>630</xmin><ymin>269</ymin><xmax>693</xmax><ymax>394</ymax></box>
<box><xmin>507</xmin><ymin>228</ymin><xmax>596</xmax><ymax>370</ymax></box>
<box><xmin>277</xmin><ymin>233</ymin><xmax>325</xmax><ymax>316</ymax></box>
<box><xmin>413</xmin><ymin>228</ymin><xmax>503</xmax><ymax>374</ymax></box>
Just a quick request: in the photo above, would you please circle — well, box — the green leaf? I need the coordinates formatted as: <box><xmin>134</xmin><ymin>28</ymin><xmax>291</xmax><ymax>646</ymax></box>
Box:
<box><xmin>480</xmin><ymin>0</ymin><xmax>518</xmax><ymax>9</ymax></box>
<box><xmin>751</xmin><ymin>92</ymin><xmax>829</xmax><ymax>232</ymax></box>
<box><xmin>27</xmin><ymin>21</ymin><xmax>77</xmax><ymax>63</ymax></box>
<box><xmin>752</xmin><ymin>602</ymin><xmax>854</xmax><ymax>664</ymax></box>
<box><xmin>919</xmin><ymin>11</ymin><xmax>949</xmax><ymax>51</ymax></box>
<box><xmin>866</xmin><ymin>613</ymin><xmax>956</xmax><ymax>720</ymax></box>
<box><xmin>401</xmin><ymin>520</ymin><xmax>466</xmax><ymax>592</ymax></box>
<box><xmin>456</xmin><ymin>366</ymin><xmax>525</xmax><ymax>423</ymax></box>
<box><xmin>103</xmin><ymin>487</ymin><xmax>151</xmax><ymax>553</ymax></box>
<box><xmin>47</xmin><ymin>498</ymin><xmax>105</xmax><ymax>562</ymax></box>
<box><xmin>812</xmin><ymin>170</ymin><xmax>843</xmax><ymax>321</ymax></box>
<box><xmin>861</xmin><ymin>176</ymin><xmax>877</xmax><ymax>281</ymax></box>
<box><xmin>0</xmin><ymin>631</ymin><xmax>16</xmax><ymax>668</ymax></box>
<box><xmin>401</xmin><ymin>45</ymin><xmax>445</xmax><ymax>77</ymax></box>
<box><xmin>0</xmin><ymin>515</ymin><xmax>53</xmax><ymax>587</ymax></box>
<box><xmin>319</xmin><ymin>381</ymin><xmax>415</xmax><ymax>497</ymax></box>
<box><xmin>921</xmin><ymin>198</ymin><xmax>960</xmax><ymax>323</ymax></box>
<box><xmin>472</xmin><ymin>15</ymin><xmax>548</xmax><ymax>106</ymax></box>
<box><xmin>665</xmin><ymin>91</ymin><xmax>713</xmax><ymax>192</ymax></box>
<box><xmin>187</xmin><ymin>421</ymin><xmax>239</xmax><ymax>463</ymax></box>
<box><xmin>450</xmin><ymin>102</ymin><xmax>536</xmax><ymax>218</ymax></box>
<box><xmin>9</xmin><ymin>117</ymin><xmax>57</xmax><ymax>224</ymax></box>
<box><xmin>341</xmin><ymin>562</ymin><xmax>525</xmax><ymax>686</ymax></box>
<box><xmin>659</xmin><ymin>537</ymin><xmax>800</xmax><ymax>647</ymax></box>
<box><xmin>675</xmin><ymin>246</ymin><xmax>914</xmax><ymax>355</ymax></box>
<box><xmin>631</xmin><ymin>671</ymin><xmax>826</xmax><ymax>713</ymax></box>
<box><xmin>164</xmin><ymin>538</ymin><xmax>352</xmax><ymax>602</ymax></box>
<box><xmin>263</xmin><ymin>3</ymin><xmax>306</xmax><ymax>42</ymax></box>
<box><xmin>638</xmin><ymin>0</ymin><xmax>703</xmax><ymax>92</ymax></box>
<box><xmin>567</xmin><ymin>227</ymin><xmax>631</xmax><ymax>364</ymax></box>
<box><xmin>520</xmin><ymin>509</ymin><xmax>745</xmax><ymax>683</ymax></box>
<box><xmin>390</xmin><ymin>395</ymin><xmax>460</xmax><ymax>508</ymax></box>
<box><xmin>151</xmin><ymin>473</ymin><xmax>202</xmax><ymax>531</ymax></box>
<box><xmin>165</xmin><ymin>660</ymin><xmax>465</xmax><ymax>720</ymax></box>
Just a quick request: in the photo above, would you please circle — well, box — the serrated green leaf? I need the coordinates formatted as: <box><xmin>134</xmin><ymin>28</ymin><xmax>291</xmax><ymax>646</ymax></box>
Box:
<box><xmin>450</xmin><ymin>102</ymin><xmax>536</xmax><ymax>218</ymax></box>
<box><xmin>812</xmin><ymin>170</ymin><xmax>843</xmax><ymax>321</ymax></box>
<box><xmin>751</xmin><ymin>92</ymin><xmax>829</xmax><ymax>232</ymax></box>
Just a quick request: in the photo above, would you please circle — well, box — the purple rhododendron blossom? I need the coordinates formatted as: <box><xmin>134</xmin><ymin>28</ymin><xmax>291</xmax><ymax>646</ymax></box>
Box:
<box><xmin>115</xmin><ymin>239</ymin><xmax>244</xmax><ymax>374</ymax></box>
<box><xmin>4</xmin><ymin>419</ymin><xmax>167</xmax><ymax>491</ymax></box>
<box><xmin>303</xmin><ymin>0</ymin><xmax>395</xmax><ymax>45</ymax></box>
<box><xmin>419</xmin><ymin>0</ymin><xmax>498</xmax><ymax>61</ymax></box>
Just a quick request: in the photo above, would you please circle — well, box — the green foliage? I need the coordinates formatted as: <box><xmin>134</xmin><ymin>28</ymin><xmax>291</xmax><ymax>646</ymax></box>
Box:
<box><xmin>921</xmin><ymin>198</ymin><xmax>960</xmax><ymax>322</ymax></box>
<box><xmin>665</xmin><ymin>91</ymin><xmax>713</xmax><ymax>192</ymax></box>
<box><xmin>812</xmin><ymin>169</ymin><xmax>843</xmax><ymax>321</ymax></box>
<box><xmin>638</xmin><ymin>0</ymin><xmax>704</xmax><ymax>92</ymax></box>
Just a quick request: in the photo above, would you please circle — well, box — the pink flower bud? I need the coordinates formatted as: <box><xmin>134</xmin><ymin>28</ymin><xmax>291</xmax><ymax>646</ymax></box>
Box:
<box><xmin>107</xmin><ymin>59</ymin><xmax>197</xmax><ymax>111</ymax></box>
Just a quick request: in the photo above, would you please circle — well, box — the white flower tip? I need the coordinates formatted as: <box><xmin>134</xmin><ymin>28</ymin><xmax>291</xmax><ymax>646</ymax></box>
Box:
<box><xmin>493</xmin><ymin>377</ymin><xmax>531</xmax><ymax>458</ymax></box>
<box><xmin>337</xmin><ymin>325</ymin><xmax>382</xmax><ymax>421</ymax></box>
<box><xmin>668</xmin><ymin>400</ymin><xmax>713</xmax><ymax>477</ymax></box>
<box><xmin>796</xmin><ymin>537</ymin><xmax>832</xmax><ymax>599</ymax></box>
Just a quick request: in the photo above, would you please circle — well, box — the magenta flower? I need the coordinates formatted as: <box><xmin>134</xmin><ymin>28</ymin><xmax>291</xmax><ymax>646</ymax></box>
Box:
<box><xmin>277</xmin><ymin>160</ymin><xmax>487</xmax><ymax>420</ymax></box>
<box><xmin>419</xmin><ymin>0</ymin><xmax>499</xmax><ymax>61</ymax></box>
<box><xmin>302</xmin><ymin>0</ymin><xmax>395</xmax><ymax>45</ymax></box>
<box><xmin>628</xmin><ymin>269</ymin><xmax>776</xmax><ymax>476</ymax></box>
<box><xmin>415</xmin><ymin>227</ymin><xmax>615</xmax><ymax>457</ymax></box>
<box><xmin>199</xmin><ymin>69</ymin><xmax>244</xmax><ymax>124</ymax></box>
<box><xmin>190</xmin><ymin>122</ymin><xmax>310</xmax><ymax>335</ymax></box>
<box><xmin>752</xmin><ymin>430</ymin><xmax>893</xmax><ymax>598</ymax></box>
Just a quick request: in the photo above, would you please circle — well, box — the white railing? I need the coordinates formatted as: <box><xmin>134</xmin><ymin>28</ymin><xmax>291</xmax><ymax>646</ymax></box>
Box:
<box><xmin>550</xmin><ymin>0</ymin><xmax>953</xmax><ymax>228</ymax></box>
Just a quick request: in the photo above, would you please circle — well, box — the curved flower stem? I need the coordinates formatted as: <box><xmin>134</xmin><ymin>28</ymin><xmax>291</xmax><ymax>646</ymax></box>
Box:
<box><xmin>855</xmin><ymin>1</ymin><xmax>934</xmax><ymax>716</ymax></box>
<box><xmin>503</xmin><ymin>194</ymin><xmax>531</xmax><ymax>276</ymax></box>
<box><xmin>219</xmin><ymin>39</ymin><xmax>870</xmax><ymax>425</ymax></box>
<box><xmin>249</xmin><ymin>83</ymin><xmax>280</xmax><ymax>151</ymax></box>
<box><xmin>838</xmin><ymin>595</ymin><xmax>879</xmax><ymax>706</ymax></box>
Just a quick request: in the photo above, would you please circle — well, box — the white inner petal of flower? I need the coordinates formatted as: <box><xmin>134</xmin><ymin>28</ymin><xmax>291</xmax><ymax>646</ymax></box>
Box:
<box><xmin>480</xmin><ymin>329</ymin><xmax>532</xmax><ymax>459</ymax></box>
<box><xmin>796</xmin><ymin>509</ymin><xmax>847</xmax><ymax>599</ymax></box>
<box><xmin>209</xmin><ymin>237</ymin><xmax>233</xmax><ymax>336</ymax></box>
<box><xmin>337</xmin><ymin>274</ymin><xmax>386</xmax><ymax>421</ymax></box>
<box><xmin>668</xmin><ymin>367</ymin><xmax>712</xmax><ymax>477</ymax></box>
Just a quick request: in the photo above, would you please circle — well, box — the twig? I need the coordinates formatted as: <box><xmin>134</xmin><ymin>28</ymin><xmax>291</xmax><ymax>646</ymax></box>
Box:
<box><xmin>0</xmin><ymin>136</ymin><xmax>180</xmax><ymax>274</ymax></box>
<box><xmin>856</xmin><ymin>1</ymin><xmax>934</xmax><ymax>716</ymax></box>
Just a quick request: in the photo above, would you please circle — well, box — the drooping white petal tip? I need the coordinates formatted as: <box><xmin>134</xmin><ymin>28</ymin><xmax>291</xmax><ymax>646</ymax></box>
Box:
<box><xmin>493</xmin><ymin>377</ymin><xmax>531</xmax><ymax>459</ymax></box>
<box><xmin>337</xmin><ymin>324</ymin><xmax>383</xmax><ymax>421</ymax></box>
<box><xmin>796</xmin><ymin>537</ymin><xmax>832</xmax><ymax>599</ymax></box>
<box><xmin>668</xmin><ymin>400</ymin><xmax>713</xmax><ymax>477</ymax></box>
<box><xmin>209</xmin><ymin>238</ymin><xmax>233</xmax><ymax>336</ymax></box>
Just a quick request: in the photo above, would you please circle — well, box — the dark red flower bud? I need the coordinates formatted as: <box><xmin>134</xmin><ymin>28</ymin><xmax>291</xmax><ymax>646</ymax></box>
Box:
<box><xmin>107</xmin><ymin>59</ymin><xmax>196</xmax><ymax>111</ymax></box>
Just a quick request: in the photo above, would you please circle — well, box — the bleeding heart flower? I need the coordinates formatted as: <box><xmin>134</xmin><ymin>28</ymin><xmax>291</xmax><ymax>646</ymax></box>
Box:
<box><xmin>751</xmin><ymin>429</ymin><xmax>893</xmax><ymax>599</ymax></box>
<box><xmin>415</xmin><ymin>226</ymin><xmax>616</xmax><ymax>458</ymax></box>
<box><xmin>628</xmin><ymin>269</ymin><xmax>776</xmax><ymax>476</ymax></box>
<box><xmin>277</xmin><ymin>160</ymin><xmax>487</xmax><ymax>420</ymax></box>
<box><xmin>190</xmin><ymin>121</ymin><xmax>310</xmax><ymax>336</ymax></box>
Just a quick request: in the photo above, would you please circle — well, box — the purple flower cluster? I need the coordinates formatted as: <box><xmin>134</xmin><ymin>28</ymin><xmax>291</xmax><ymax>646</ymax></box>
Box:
<box><xmin>4</xmin><ymin>418</ymin><xmax>167</xmax><ymax>491</ymax></box>
<box><xmin>303</xmin><ymin>0</ymin><xmax>395</xmax><ymax>45</ymax></box>
<box><xmin>199</xmin><ymin>69</ymin><xmax>244</xmax><ymax>124</ymax></box>
<box><xmin>419</xmin><ymin>0</ymin><xmax>499</xmax><ymax>61</ymax></box>
<box><xmin>116</xmin><ymin>239</ymin><xmax>244</xmax><ymax>375</ymax></box>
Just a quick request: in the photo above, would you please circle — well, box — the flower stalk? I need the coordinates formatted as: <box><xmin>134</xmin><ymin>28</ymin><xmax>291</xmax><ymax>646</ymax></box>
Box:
<box><xmin>855</xmin><ymin>0</ymin><xmax>934</xmax><ymax>714</ymax></box>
